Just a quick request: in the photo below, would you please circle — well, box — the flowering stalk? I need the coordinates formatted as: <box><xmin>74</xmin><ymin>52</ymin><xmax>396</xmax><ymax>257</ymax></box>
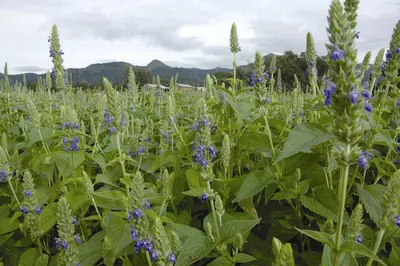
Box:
<box><xmin>230</xmin><ymin>23</ymin><xmax>241</xmax><ymax>93</ymax></box>
<box><xmin>48</xmin><ymin>24</ymin><xmax>65</xmax><ymax>91</ymax></box>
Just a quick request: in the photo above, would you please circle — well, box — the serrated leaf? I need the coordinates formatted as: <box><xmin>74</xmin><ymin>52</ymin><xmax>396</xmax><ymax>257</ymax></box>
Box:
<box><xmin>357</xmin><ymin>184</ymin><xmax>385</xmax><ymax>226</ymax></box>
<box><xmin>208</xmin><ymin>256</ymin><xmax>234</xmax><ymax>266</ymax></box>
<box><xmin>175</xmin><ymin>234</ymin><xmax>216</xmax><ymax>266</ymax></box>
<box><xmin>340</xmin><ymin>240</ymin><xmax>387</xmax><ymax>265</ymax></box>
<box><xmin>236</xmin><ymin>253</ymin><xmax>257</xmax><ymax>263</ymax></box>
<box><xmin>78</xmin><ymin>231</ymin><xmax>106</xmax><ymax>266</ymax></box>
<box><xmin>219</xmin><ymin>219</ymin><xmax>261</xmax><ymax>243</ymax></box>
<box><xmin>52</xmin><ymin>150</ymin><xmax>85</xmax><ymax>178</ymax></box>
<box><xmin>238</xmin><ymin>198</ymin><xmax>258</xmax><ymax>219</ymax></box>
<box><xmin>35</xmin><ymin>254</ymin><xmax>49</xmax><ymax>266</ymax></box>
<box><xmin>295</xmin><ymin>228</ymin><xmax>334</xmax><ymax>247</ymax></box>
<box><xmin>104</xmin><ymin>213</ymin><xmax>133</xmax><ymax>254</ymax></box>
<box><xmin>182</xmin><ymin>187</ymin><xmax>206</xmax><ymax>197</ymax></box>
<box><xmin>274</xmin><ymin>122</ymin><xmax>334</xmax><ymax>164</ymax></box>
<box><xmin>167</xmin><ymin>223</ymin><xmax>204</xmax><ymax>239</ymax></box>
<box><xmin>232</xmin><ymin>169</ymin><xmax>273</xmax><ymax>203</ymax></box>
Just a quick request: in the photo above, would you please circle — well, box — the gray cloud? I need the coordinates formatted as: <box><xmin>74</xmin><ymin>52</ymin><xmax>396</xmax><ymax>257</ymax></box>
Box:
<box><xmin>13</xmin><ymin>66</ymin><xmax>47</xmax><ymax>73</ymax></box>
<box><xmin>0</xmin><ymin>0</ymin><xmax>399</xmax><ymax>72</ymax></box>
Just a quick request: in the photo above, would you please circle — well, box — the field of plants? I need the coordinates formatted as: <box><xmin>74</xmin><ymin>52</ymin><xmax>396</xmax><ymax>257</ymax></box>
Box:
<box><xmin>1</xmin><ymin>0</ymin><xmax>400</xmax><ymax>265</ymax></box>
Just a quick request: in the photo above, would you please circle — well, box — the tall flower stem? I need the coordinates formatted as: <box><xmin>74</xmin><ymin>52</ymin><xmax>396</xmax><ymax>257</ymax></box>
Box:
<box><xmin>333</xmin><ymin>143</ymin><xmax>351</xmax><ymax>266</ymax></box>
<box><xmin>366</xmin><ymin>229</ymin><xmax>385</xmax><ymax>266</ymax></box>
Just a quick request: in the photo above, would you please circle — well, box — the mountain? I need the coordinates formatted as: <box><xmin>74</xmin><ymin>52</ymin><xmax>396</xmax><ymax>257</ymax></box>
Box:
<box><xmin>1</xmin><ymin>60</ymin><xmax>234</xmax><ymax>86</ymax></box>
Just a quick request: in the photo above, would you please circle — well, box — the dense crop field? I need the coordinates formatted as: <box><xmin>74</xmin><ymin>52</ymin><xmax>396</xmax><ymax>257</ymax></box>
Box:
<box><xmin>1</xmin><ymin>0</ymin><xmax>400</xmax><ymax>265</ymax></box>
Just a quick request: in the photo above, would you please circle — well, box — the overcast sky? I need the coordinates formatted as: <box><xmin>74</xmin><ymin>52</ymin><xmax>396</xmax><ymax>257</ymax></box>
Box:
<box><xmin>0</xmin><ymin>0</ymin><xmax>398</xmax><ymax>74</ymax></box>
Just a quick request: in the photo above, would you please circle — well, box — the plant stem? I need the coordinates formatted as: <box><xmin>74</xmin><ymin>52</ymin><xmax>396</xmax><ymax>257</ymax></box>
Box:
<box><xmin>207</xmin><ymin>181</ymin><xmax>220</xmax><ymax>239</ymax></box>
<box><xmin>333</xmin><ymin>143</ymin><xmax>351</xmax><ymax>266</ymax></box>
<box><xmin>366</xmin><ymin>229</ymin><xmax>385</xmax><ymax>266</ymax></box>
<box><xmin>145</xmin><ymin>251</ymin><xmax>153</xmax><ymax>266</ymax></box>
<box><xmin>8</xmin><ymin>178</ymin><xmax>20</xmax><ymax>205</ymax></box>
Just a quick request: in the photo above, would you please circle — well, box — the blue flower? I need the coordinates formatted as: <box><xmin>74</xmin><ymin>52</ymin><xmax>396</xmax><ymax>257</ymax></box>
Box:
<box><xmin>130</xmin><ymin>226</ymin><xmax>138</xmax><ymax>240</ymax></box>
<box><xmin>65</xmin><ymin>122</ymin><xmax>71</xmax><ymax>128</ymax></box>
<box><xmin>61</xmin><ymin>240</ymin><xmax>68</xmax><ymax>250</ymax></box>
<box><xmin>62</xmin><ymin>136</ymin><xmax>68</xmax><ymax>145</ymax></box>
<box><xmin>358</xmin><ymin>154</ymin><xmax>368</xmax><ymax>169</ymax></box>
<box><xmin>21</xmin><ymin>206</ymin><xmax>28</xmax><ymax>214</ymax></box>
<box><xmin>133</xmin><ymin>208</ymin><xmax>142</xmax><ymax>219</ymax></box>
<box><xmin>257</xmin><ymin>77</ymin><xmax>263</xmax><ymax>83</ymax></box>
<box><xmin>24</xmin><ymin>190</ymin><xmax>31</xmax><ymax>197</ymax></box>
<box><xmin>355</xmin><ymin>31</ymin><xmax>360</xmax><ymax>39</ymax></box>
<box><xmin>364</xmin><ymin>102</ymin><xmax>373</xmax><ymax>112</ymax></box>
<box><xmin>55</xmin><ymin>238</ymin><xmax>60</xmax><ymax>248</ymax></box>
<box><xmin>145</xmin><ymin>200</ymin><xmax>151</xmax><ymax>210</ymax></box>
<box><xmin>169</xmin><ymin>253</ymin><xmax>177</xmax><ymax>264</ymax></box>
<box><xmin>309</xmin><ymin>61</ymin><xmax>315</xmax><ymax>67</ymax></box>
<box><xmin>73</xmin><ymin>123</ymin><xmax>80</xmax><ymax>130</ymax></box>
<box><xmin>0</xmin><ymin>170</ymin><xmax>7</xmax><ymax>182</ymax></box>
<box><xmin>109</xmin><ymin>127</ymin><xmax>116</xmax><ymax>134</ymax></box>
<box><xmin>208</xmin><ymin>145</ymin><xmax>217</xmax><ymax>158</ymax></box>
<box><xmin>250</xmin><ymin>80</ymin><xmax>255</xmax><ymax>87</ymax></box>
<box><xmin>265</xmin><ymin>96</ymin><xmax>270</xmax><ymax>104</ymax></box>
<box><xmin>59</xmin><ymin>49</ymin><xmax>64</xmax><ymax>56</ymax></box>
<box><xmin>72</xmin><ymin>216</ymin><xmax>79</xmax><ymax>225</ymax></box>
<box><xmin>331</xmin><ymin>44</ymin><xmax>344</xmax><ymax>61</ymax></box>
<box><xmin>201</xmin><ymin>117</ymin><xmax>208</xmax><ymax>126</ymax></box>
<box><xmin>381</xmin><ymin>63</ymin><xmax>385</xmax><ymax>72</ymax></box>
<box><xmin>200</xmin><ymin>159</ymin><xmax>208</xmax><ymax>167</ymax></box>
<box><xmin>127</xmin><ymin>211</ymin><xmax>133</xmax><ymax>221</ymax></box>
<box><xmin>396</xmin><ymin>100</ymin><xmax>400</xmax><ymax>107</ymax></box>
<box><xmin>349</xmin><ymin>91</ymin><xmax>360</xmax><ymax>104</ymax></box>
<box><xmin>386</xmin><ymin>49</ymin><xmax>392</xmax><ymax>60</ymax></box>
<box><xmin>356</xmin><ymin>234</ymin><xmax>362</xmax><ymax>243</ymax></box>
<box><xmin>394</xmin><ymin>215</ymin><xmax>400</xmax><ymax>227</ymax></box>
<box><xmin>35</xmin><ymin>206</ymin><xmax>42</xmax><ymax>215</ymax></box>
<box><xmin>75</xmin><ymin>233</ymin><xmax>81</xmax><ymax>244</ymax></box>
<box><xmin>265</xmin><ymin>72</ymin><xmax>269</xmax><ymax>80</ymax></box>
<box><xmin>396</xmin><ymin>47</ymin><xmax>400</xmax><ymax>54</ymax></box>
<box><xmin>151</xmin><ymin>250</ymin><xmax>159</xmax><ymax>261</ymax></box>
<box><xmin>192</xmin><ymin>121</ymin><xmax>199</xmax><ymax>131</ymax></box>
<box><xmin>201</xmin><ymin>193</ymin><xmax>207</xmax><ymax>202</ymax></box>
<box><xmin>361</xmin><ymin>89</ymin><xmax>371</xmax><ymax>100</ymax></box>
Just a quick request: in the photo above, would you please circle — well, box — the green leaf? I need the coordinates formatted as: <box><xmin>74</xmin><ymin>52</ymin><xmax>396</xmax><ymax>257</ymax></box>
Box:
<box><xmin>0</xmin><ymin>217</ymin><xmax>19</xmax><ymax>234</ymax></box>
<box><xmin>104</xmin><ymin>213</ymin><xmax>133</xmax><ymax>254</ymax></box>
<box><xmin>237</xmin><ymin>132</ymin><xmax>271</xmax><ymax>150</ymax></box>
<box><xmin>18</xmin><ymin>248</ymin><xmax>40</xmax><ymax>266</ymax></box>
<box><xmin>167</xmin><ymin>223</ymin><xmax>204</xmax><ymax>239</ymax></box>
<box><xmin>235</xmin><ymin>253</ymin><xmax>257</xmax><ymax>263</ymax></box>
<box><xmin>35</xmin><ymin>254</ymin><xmax>49</xmax><ymax>266</ymax></box>
<box><xmin>93</xmin><ymin>190</ymin><xmax>125</xmax><ymax>210</ymax></box>
<box><xmin>78</xmin><ymin>231</ymin><xmax>106</xmax><ymax>266</ymax></box>
<box><xmin>295</xmin><ymin>228</ymin><xmax>334</xmax><ymax>247</ymax></box>
<box><xmin>357</xmin><ymin>184</ymin><xmax>385</xmax><ymax>225</ymax></box>
<box><xmin>208</xmin><ymin>256</ymin><xmax>234</xmax><ymax>266</ymax></box>
<box><xmin>0</xmin><ymin>232</ymin><xmax>13</xmax><ymax>245</ymax></box>
<box><xmin>219</xmin><ymin>219</ymin><xmax>261</xmax><ymax>243</ymax></box>
<box><xmin>340</xmin><ymin>240</ymin><xmax>387</xmax><ymax>265</ymax></box>
<box><xmin>389</xmin><ymin>241</ymin><xmax>400</xmax><ymax>265</ymax></box>
<box><xmin>52</xmin><ymin>150</ymin><xmax>85</xmax><ymax>177</ymax></box>
<box><xmin>186</xmin><ymin>168</ymin><xmax>204</xmax><ymax>190</ymax></box>
<box><xmin>232</xmin><ymin>169</ymin><xmax>273</xmax><ymax>203</ymax></box>
<box><xmin>175</xmin><ymin>234</ymin><xmax>216</xmax><ymax>266</ymax></box>
<box><xmin>182</xmin><ymin>187</ymin><xmax>206</xmax><ymax>197</ymax></box>
<box><xmin>39</xmin><ymin>203</ymin><xmax>58</xmax><ymax>235</ymax></box>
<box><xmin>300</xmin><ymin>187</ymin><xmax>350</xmax><ymax>224</ymax></box>
<box><xmin>27</xmin><ymin>127</ymin><xmax>52</xmax><ymax>146</ymax></box>
<box><xmin>274</xmin><ymin>122</ymin><xmax>334</xmax><ymax>164</ymax></box>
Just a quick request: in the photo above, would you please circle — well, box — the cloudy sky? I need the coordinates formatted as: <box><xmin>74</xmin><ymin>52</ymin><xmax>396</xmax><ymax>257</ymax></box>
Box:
<box><xmin>0</xmin><ymin>0</ymin><xmax>398</xmax><ymax>74</ymax></box>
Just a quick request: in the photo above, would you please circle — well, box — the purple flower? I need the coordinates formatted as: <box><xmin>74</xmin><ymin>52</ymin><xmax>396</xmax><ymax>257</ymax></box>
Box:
<box><xmin>331</xmin><ymin>44</ymin><xmax>344</xmax><ymax>61</ymax></box>
<box><xmin>356</xmin><ymin>234</ymin><xmax>362</xmax><ymax>243</ymax></box>
<box><xmin>0</xmin><ymin>170</ymin><xmax>7</xmax><ymax>182</ymax></box>
<box><xmin>396</xmin><ymin>100</ymin><xmax>400</xmax><ymax>107</ymax></box>
<box><xmin>109</xmin><ymin>126</ymin><xmax>116</xmax><ymax>134</ymax></box>
<box><xmin>145</xmin><ymin>200</ymin><xmax>151</xmax><ymax>210</ymax></box>
<box><xmin>65</xmin><ymin>122</ymin><xmax>71</xmax><ymax>128</ymax></box>
<box><xmin>62</xmin><ymin>136</ymin><xmax>68</xmax><ymax>145</ymax></box>
<box><xmin>265</xmin><ymin>96</ymin><xmax>270</xmax><ymax>104</ymax></box>
<box><xmin>75</xmin><ymin>233</ymin><xmax>81</xmax><ymax>244</ymax></box>
<box><xmin>200</xmin><ymin>159</ymin><xmax>208</xmax><ymax>167</ymax></box>
<box><xmin>48</xmin><ymin>36</ymin><xmax>51</xmax><ymax>42</ymax></box>
<box><xmin>396</xmin><ymin>47</ymin><xmax>400</xmax><ymax>54</ymax></box>
<box><xmin>361</xmin><ymin>89</ymin><xmax>371</xmax><ymax>100</ymax></box>
<box><xmin>250</xmin><ymin>73</ymin><xmax>255</xmax><ymax>81</ymax></box>
<box><xmin>364</xmin><ymin>102</ymin><xmax>373</xmax><ymax>112</ymax></box>
<box><xmin>73</xmin><ymin>123</ymin><xmax>80</xmax><ymax>130</ymax></box>
<box><xmin>55</xmin><ymin>238</ymin><xmax>60</xmax><ymax>248</ymax></box>
<box><xmin>24</xmin><ymin>190</ymin><xmax>31</xmax><ymax>197</ymax></box>
<box><xmin>201</xmin><ymin>193</ymin><xmax>207</xmax><ymax>202</ymax></box>
<box><xmin>394</xmin><ymin>215</ymin><xmax>400</xmax><ymax>227</ymax></box>
<box><xmin>201</xmin><ymin>117</ymin><xmax>208</xmax><ymax>126</ymax></box>
<box><xmin>134</xmin><ymin>242</ymin><xmax>140</xmax><ymax>253</ymax></box>
<box><xmin>358</xmin><ymin>154</ymin><xmax>368</xmax><ymax>169</ymax></box>
<box><xmin>355</xmin><ymin>31</ymin><xmax>360</xmax><ymax>39</ymax></box>
<box><xmin>72</xmin><ymin>216</ymin><xmax>79</xmax><ymax>226</ymax></box>
<box><xmin>381</xmin><ymin>63</ymin><xmax>385</xmax><ymax>72</ymax></box>
<box><xmin>21</xmin><ymin>206</ymin><xmax>28</xmax><ymax>214</ymax></box>
<box><xmin>208</xmin><ymin>145</ymin><xmax>217</xmax><ymax>158</ymax></box>
<box><xmin>265</xmin><ymin>72</ymin><xmax>269</xmax><ymax>80</ymax></box>
<box><xmin>169</xmin><ymin>253</ymin><xmax>177</xmax><ymax>264</ymax></box>
<box><xmin>127</xmin><ymin>211</ymin><xmax>133</xmax><ymax>221</ymax></box>
<box><xmin>59</xmin><ymin>49</ymin><xmax>64</xmax><ymax>55</ymax></box>
<box><xmin>72</xmin><ymin>137</ymin><xmax>79</xmax><ymax>144</ymax></box>
<box><xmin>70</xmin><ymin>143</ymin><xmax>79</xmax><ymax>152</ymax></box>
<box><xmin>386</xmin><ymin>50</ymin><xmax>392</xmax><ymax>60</ymax></box>
<box><xmin>349</xmin><ymin>91</ymin><xmax>360</xmax><ymax>104</ymax></box>
<box><xmin>130</xmin><ymin>226</ymin><xmax>138</xmax><ymax>240</ymax></box>
<box><xmin>61</xmin><ymin>240</ymin><xmax>68</xmax><ymax>250</ymax></box>
<box><xmin>394</xmin><ymin>159</ymin><xmax>399</xmax><ymax>165</ymax></box>
<box><xmin>133</xmin><ymin>208</ymin><xmax>142</xmax><ymax>219</ymax></box>
<box><xmin>250</xmin><ymin>80</ymin><xmax>255</xmax><ymax>87</ymax></box>
<box><xmin>49</xmin><ymin>49</ymin><xmax>56</xmax><ymax>57</ymax></box>
<box><xmin>257</xmin><ymin>77</ymin><xmax>263</xmax><ymax>83</ymax></box>
<box><xmin>35</xmin><ymin>206</ymin><xmax>42</xmax><ymax>215</ymax></box>
<box><xmin>309</xmin><ymin>61</ymin><xmax>315</xmax><ymax>67</ymax></box>
<box><xmin>151</xmin><ymin>250</ymin><xmax>159</xmax><ymax>261</ymax></box>
<box><xmin>64</xmin><ymin>146</ymin><xmax>70</xmax><ymax>153</ymax></box>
